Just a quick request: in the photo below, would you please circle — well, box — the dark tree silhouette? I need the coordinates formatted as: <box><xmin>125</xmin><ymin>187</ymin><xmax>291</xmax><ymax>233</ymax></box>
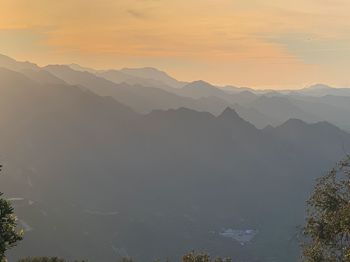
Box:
<box><xmin>302</xmin><ymin>156</ymin><xmax>350</xmax><ymax>261</ymax></box>
<box><xmin>182</xmin><ymin>251</ymin><xmax>232</xmax><ymax>262</ymax></box>
<box><xmin>0</xmin><ymin>165</ymin><xmax>23</xmax><ymax>262</ymax></box>
<box><xmin>18</xmin><ymin>257</ymin><xmax>87</xmax><ymax>262</ymax></box>
<box><xmin>115</xmin><ymin>253</ymin><xmax>232</xmax><ymax>262</ymax></box>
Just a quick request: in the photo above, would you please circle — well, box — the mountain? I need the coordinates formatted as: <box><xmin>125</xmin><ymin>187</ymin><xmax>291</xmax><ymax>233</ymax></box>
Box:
<box><xmin>44</xmin><ymin>65</ymin><xmax>225</xmax><ymax>114</ymax></box>
<box><xmin>0</xmin><ymin>67</ymin><xmax>136</xmax><ymax>133</ymax></box>
<box><xmin>1</xmin><ymin>67</ymin><xmax>350</xmax><ymax>262</ymax></box>
<box><xmin>4</xmin><ymin>53</ymin><xmax>350</xmax><ymax>132</ymax></box>
<box><xmin>67</xmin><ymin>64</ymin><xmax>186</xmax><ymax>91</ymax></box>
<box><xmin>43</xmin><ymin>64</ymin><xmax>269</xmax><ymax>124</ymax></box>
<box><xmin>96</xmin><ymin>69</ymin><xmax>179</xmax><ymax>92</ymax></box>
<box><xmin>44</xmin><ymin>64</ymin><xmax>183</xmax><ymax>113</ymax></box>
<box><xmin>286</xmin><ymin>95</ymin><xmax>350</xmax><ymax>131</ymax></box>
<box><xmin>296</xmin><ymin>84</ymin><xmax>350</xmax><ymax>97</ymax></box>
<box><xmin>228</xmin><ymin>90</ymin><xmax>259</xmax><ymax>105</ymax></box>
<box><xmin>0</xmin><ymin>54</ymin><xmax>38</xmax><ymax>71</ymax></box>
<box><xmin>220</xmin><ymin>85</ymin><xmax>256</xmax><ymax>94</ymax></box>
<box><xmin>315</xmin><ymin>95</ymin><xmax>350</xmax><ymax>111</ymax></box>
<box><xmin>119</xmin><ymin>67</ymin><xmax>185</xmax><ymax>88</ymax></box>
<box><xmin>179</xmin><ymin>80</ymin><xmax>229</xmax><ymax>99</ymax></box>
<box><xmin>19</xmin><ymin>68</ymin><xmax>68</xmax><ymax>85</ymax></box>
<box><xmin>68</xmin><ymin>63</ymin><xmax>99</xmax><ymax>74</ymax></box>
<box><xmin>247</xmin><ymin>95</ymin><xmax>320</xmax><ymax>125</ymax></box>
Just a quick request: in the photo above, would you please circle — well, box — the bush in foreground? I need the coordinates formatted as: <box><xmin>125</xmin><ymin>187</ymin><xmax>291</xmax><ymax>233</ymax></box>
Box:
<box><xmin>302</xmin><ymin>156</ymin><xmax>350</xmax><ymax>261</ymax></box>
<box><xmin>18</xmin><ymin>258</ymin><xmax>87</xmax><ymax>262</ymax></box>
<box><xmin>0</xmin><ymin>165</ymin><xmax>23</xmax><ymax>262</ymax></box>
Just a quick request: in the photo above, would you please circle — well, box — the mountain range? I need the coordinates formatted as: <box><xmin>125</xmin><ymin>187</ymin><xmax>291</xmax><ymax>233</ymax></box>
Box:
<box><xmin>0</xmin><ymin>54</ymin><xmax>350</xmax><ymax>262</ymax></box>
<box><xmin>2</xmin><ymin>53</ymin><xmax>350</xmax><ymax>130</ymax></box>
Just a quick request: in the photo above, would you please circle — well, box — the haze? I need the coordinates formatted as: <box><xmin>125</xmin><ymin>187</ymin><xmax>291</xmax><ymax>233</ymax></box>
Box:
<box><xmin>1</xmin><ymin>0</ymin><xmax>350</xmax><ymax>89</ymax></box>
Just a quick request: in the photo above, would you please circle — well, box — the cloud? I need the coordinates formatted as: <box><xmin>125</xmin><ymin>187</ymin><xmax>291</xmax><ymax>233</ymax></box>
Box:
<box><xmin>127</xmin><ymin>9</ymin><xmax>148</xmax><ymax>19</ymax></box>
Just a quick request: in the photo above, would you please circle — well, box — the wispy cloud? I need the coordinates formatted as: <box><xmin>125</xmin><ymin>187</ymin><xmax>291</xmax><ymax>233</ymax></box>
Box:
<box><xmin>127</xmin><ymin>9</ymin><xmax>148</xmax><ymax>19</ymax></box>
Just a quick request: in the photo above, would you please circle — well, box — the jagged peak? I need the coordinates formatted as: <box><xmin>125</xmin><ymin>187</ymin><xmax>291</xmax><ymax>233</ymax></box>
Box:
<box><xmin>218</xmin><ymin>107</ymin><xmax>241</xmax><ymax>120</ymax></box>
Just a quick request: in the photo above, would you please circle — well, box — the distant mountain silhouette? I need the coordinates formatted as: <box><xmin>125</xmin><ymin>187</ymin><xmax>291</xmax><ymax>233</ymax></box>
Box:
<box><xmin>0</xmin><ymin>54</ymin><xmax>38</xmax><ymax>71</ymax></box>
<box><xmin>180</xmin><ymin>80</ymin><xmax>228</xmax><ymax>98</ymax></box>
<box><xmin>221</xmin><ymin>85</ymin><xmax>255</xmax><ymax>94</ymax></box>
<box><xmin>296</xmin><ymin>84</ymin><xmax>350</xmax><ymax>97</ymax></box>
<box><xmin>20</xmin><ymin>68</ymin><xmax>68</xmax><ymax>85</ymax></box>
<box><xmin>67</xmin><ymin>64</ymin><xmax>186</xmax><ymax>90</ymax></box>
<box><xmin>119</xmin><ymin>67</ymin><xmax>185</xmax><ymax>88</ymax></box>
<box><xmin>68</xmin><ymin>63</ymin><xmax>99</xmax><ymax>74</ymax></box>
<box><xmin>248</xmin><ymin>95</ymin><xmax>319</xmax><ymax>124</ymax></box>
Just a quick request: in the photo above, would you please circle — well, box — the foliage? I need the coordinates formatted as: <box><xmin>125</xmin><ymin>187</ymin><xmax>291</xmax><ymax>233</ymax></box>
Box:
<box><xmin>18</xmin><ymin>258</ymin><xmax>87</xmax><ymax>262</ymax></box>
<box><xmin>302</xmin><ymin>156</ymin><xmax>350</xmax><ymax>261</ymax></box>
<box><xmin>18</xmin><ymin>254</ymin><xmax>232</xmax><ymax>262</ymax></box>
<box><xmin>118</xmin><ymin>258</ymin><xmax>135</xmax><ymax>262</ymax></box>
<box><xmin>182</xmin><ymin>251</ymin><xmax>232</xmax><ymax>262</ymax></box>
<box><xmin>116</xmin><ymin>253</ymin><xmax>232</xmax><ymax>262</ymax></box>
<box><xmin>0</xmin><ymin>164</ymin><xmax>23</xmax><ymax>262</ymax></box>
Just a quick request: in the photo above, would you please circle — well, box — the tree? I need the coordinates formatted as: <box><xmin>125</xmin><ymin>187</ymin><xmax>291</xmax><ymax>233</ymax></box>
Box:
<box><xmin>182</xmin><ymin>251</ymin><xmax>232</xmax><ymax>262</ymax></box>
<box><xmin>18</xmin><ymin>257</ymin><xmax>87</xmax><ymax>262</ymax></box>
<box><xmin>0</xmin><ymin>164</ymin><xmax>23</xmax><ymax>262</ymax></box>
<box><xmin>116</xmin><ymin>252</ymin><xmax>232</xmax><ymax>262</ymax></box>
<box><xmin>118</xmin><ymin>258</ymin><xmax>135</xmax><ymax>262</ymax></box>
<box><xmin>302</xmin><ymin>156</ymin><xmax>350</xmax><ymax>261</ymax></box>
<box><xmin>18</xmin><ymin>258</ymin><xmax>66</xmax><ymax>262</ymax></box>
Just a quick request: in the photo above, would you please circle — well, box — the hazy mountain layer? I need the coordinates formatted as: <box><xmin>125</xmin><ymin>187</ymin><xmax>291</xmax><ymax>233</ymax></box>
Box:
<box><xmin>1</xmin><ymin>54</ymin><xmax>350</xmax><ymax>131</ymax></box>
<box><xmin>0</xmin><ymin>66</ymin><xmax>349</xmax><ymax>262</ymax></box>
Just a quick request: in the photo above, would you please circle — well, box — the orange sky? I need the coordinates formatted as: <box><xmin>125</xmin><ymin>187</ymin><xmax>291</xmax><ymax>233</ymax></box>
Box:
<box><xmin>0</xmin><ymin>0</ymin><xmax>350</xmax><ymax>89</ymax></box>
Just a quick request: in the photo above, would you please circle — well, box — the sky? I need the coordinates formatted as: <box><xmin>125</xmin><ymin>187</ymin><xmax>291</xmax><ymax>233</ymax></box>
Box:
<box><xmin>0</xmin><ymin>0</ymin><xmax>350</xmax><ymax>89</ymax></box>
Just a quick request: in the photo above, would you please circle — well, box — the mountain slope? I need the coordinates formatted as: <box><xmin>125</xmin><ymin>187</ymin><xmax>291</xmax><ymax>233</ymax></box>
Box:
<box><xmin>0</xmin><ymin>54</ymin><xmax>39</xmax><ymax>71</ymax></box>
<box><xmin>67</xmin><ymin>64</ymin><xmax>185</xmax><ymax>91</ymax></box>
<box><xmin>179</xmin><ymin>80</ymin><xmax>229</xmax><ymax>99</ymax></box>
<box><xmin>119</xmin><ymin>67</ymin><xmax>185</xmax><ymax>88</ymax></box>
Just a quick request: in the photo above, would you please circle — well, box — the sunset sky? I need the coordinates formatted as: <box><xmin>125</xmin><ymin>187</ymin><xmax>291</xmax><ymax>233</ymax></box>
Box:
<box><xmin>0</xmin><ymin>0</ymin><xmax>350</xmax><ymax>89</ymax></box>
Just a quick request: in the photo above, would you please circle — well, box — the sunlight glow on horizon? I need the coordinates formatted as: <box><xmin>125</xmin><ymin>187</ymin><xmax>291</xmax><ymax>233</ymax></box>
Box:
<box><xmin>1</xmin><ymin>0</ymin><xmax>350</xmax><ymax>89</ymax></box>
